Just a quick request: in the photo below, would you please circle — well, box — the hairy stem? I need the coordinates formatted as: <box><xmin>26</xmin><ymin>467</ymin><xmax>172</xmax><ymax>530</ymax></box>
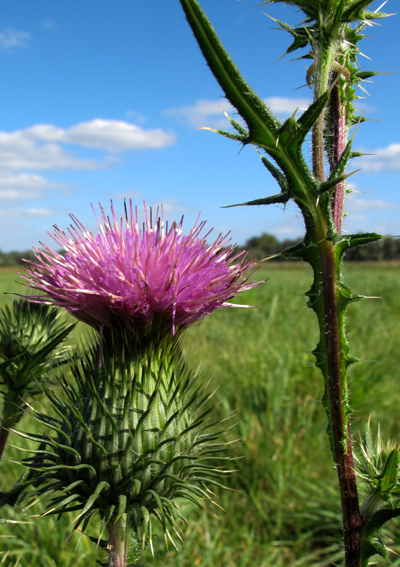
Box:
<box><xmin>312</xmin><ymin>46</ymin><xmax>335</xmax><ymax>181</ymax></box>
<box><xmin>329</xmin><ymin>79</ymin><xmax>347</xmax><ymax>233</ymax></box>
<box><xmin>312</xmin><ymin>110</ymin><xmax>326</xmax><ymax>182</ymax></box>
<box><xmin>318</xmin><ymin>242</ymin><xmax>363</xmax><ymax>566</ymax></box>
<box><xmin>108</xmin><ymin>519</ymin><xmax>128</xmax><ymax>567</ymax></box>
<box><xmin>310</xmin><ymin>39</ymin><xmax>362</xmax><ymax>567</ymax></box>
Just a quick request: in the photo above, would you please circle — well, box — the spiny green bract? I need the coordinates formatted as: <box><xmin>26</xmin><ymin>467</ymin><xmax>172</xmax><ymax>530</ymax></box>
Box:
<box><xmin>0</xmin><ymin>300</ymin><xmax>75</xmax><ymax>426</ymax></box>
<box><xmin>19</xmin><ymin>336</ymin><xmax>231</xmax><ymax>555</ymax></box>
<box><xmin>356</xmin><ymin>421</ymin><xmax>400</xmax><ymax>566</ymax></box>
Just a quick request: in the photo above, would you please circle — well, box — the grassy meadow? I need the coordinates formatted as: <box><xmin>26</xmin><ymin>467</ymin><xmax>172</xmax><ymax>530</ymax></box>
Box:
<box><xmin>0</xmin><ymin>262</ymin><xmax>400</xmax><ymax>566</ymax></box>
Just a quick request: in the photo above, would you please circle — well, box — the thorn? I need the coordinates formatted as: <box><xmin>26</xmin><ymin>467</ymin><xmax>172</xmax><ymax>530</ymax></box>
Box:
<box><xmin>345</xmin><ymin>169</ymin><xmax>361</xmax><ymax>179</ymax></box>
<box><xmin>294</xmin><ymin>83</ymin><xmax>309</xmax><ymax>91</ymax></box>
<box><xmin>220</xmin><ymin>106</ymin><xmax>232</xmax><ymax>120</ymax></box>
<box><xmin>375</xmin><ymin>0</ymin><xmax>387</xmax><ymax>11</ymax></box>
<box><xmin>210</xmin><ymin>499</ymin><xmax>225</xmax><ymax>511</ymax></box>
<box><xmin>358</xmin><ymin>83</ymin><xmax>370</xmax><ymax>96</ymax></box>
<box><xmin>252</xmin><ymin>144</ymin><xmax>262</xmax><ymax>156</ymax></box>
<box><xmin>261</xmin><ymin>11</ymin><xmax>278</xmax><ymax>24</ymax></box>
<box><xmin>259</xmin><ymin>253</ymin><xmax>281</xmax><ymax>262</ymax></box>
<box><xmin>350</xmin><ymin>113</ymin><xmax>364</xmax><ymax>142</ymax></box>
<box><xmin>199</xmin><ymin>126</ymin><xmax>219</xmax><ymax>133</ymax></box>
<box><xmin>166</xmin><ymin>530</ymin><xmax>179</xmax><ymax>552</ymax></box>
<box><xmin>149</xmin><ymin>537</ymin><xmax>154</xmax><ymax>557</ymax></box>
<box><xmin>358</xmin><ymin>50</ymin><xmax>372</xmax><ymax>61</ymax></box>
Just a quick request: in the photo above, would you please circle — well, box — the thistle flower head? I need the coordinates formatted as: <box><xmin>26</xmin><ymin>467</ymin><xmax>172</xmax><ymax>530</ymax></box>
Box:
<box><xmin>23</xmin><ymin>201</ymin><xmax>260</xmax><ymax>336</ymax></box>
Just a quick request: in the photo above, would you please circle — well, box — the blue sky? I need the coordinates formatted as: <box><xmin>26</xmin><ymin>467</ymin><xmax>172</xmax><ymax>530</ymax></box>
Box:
<box><xmin>0</xmin><ymin>0</ymin><xmax>399</xmax><ymax>252</ymax></box>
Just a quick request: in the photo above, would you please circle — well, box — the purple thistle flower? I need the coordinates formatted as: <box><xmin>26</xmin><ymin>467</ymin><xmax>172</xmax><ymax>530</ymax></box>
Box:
<box><xmin>22</xmin><ymin>201</ymin><xmax>262</xmax><ymax>335</ymax></box>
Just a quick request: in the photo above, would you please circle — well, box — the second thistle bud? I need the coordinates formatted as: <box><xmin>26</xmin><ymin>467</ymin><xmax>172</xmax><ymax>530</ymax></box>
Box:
<box><xmin>356</xmin><ymin>421</ymin><xmax>400</xmax><ymax>566</ymax></box>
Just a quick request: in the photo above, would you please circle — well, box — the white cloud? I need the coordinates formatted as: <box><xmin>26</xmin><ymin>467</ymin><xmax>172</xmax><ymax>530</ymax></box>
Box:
<box><xmin>112</xmin><ymin>190</ymin><xmax>143</xmax><ymax>201</ymax></box>
<box><xmin>0</xmin><ymin>119</ymin><xmax>175</xmax><ymax>199</ymax></box>
<box><xmin>265</xmin><ymin>97</ymin><xmax>310</xmax><ymax>115</ymax></box>
<box><xmin>356</xmin><ymin>143</ymin><xmax>400</xmax><ymax>172</ymax></box>
<box><xmin>41</xmin><ymin>20</ymin><xmax>56</xmax><ymax>30</ymax></box>
<box><xmin>164</xmin><ymin>99</ymin><xmax>235</xmax><ymax>129</ymax></box>
<box><xmin>21</xmin><ymin>119</ymin><xmax>175</xmax><ymax>153</ymax></box>
<box><xmin>342</xmin><ymin>187</ymin><xmax>398</xmax><ymax>235</ymax></box>
<box><xmin>0</xmin><ymin>173</ymin><xmax>61</xmax><ymax>190</ymax></box>
<box><xmin>346</xmin><ymin>193</ymin><xmax>395</xmax><ymax>212</ymax></box>
<box><xmin>164</xmin><ymin>97</ymin><xmax>310</xmax><ymax>128</ymax></box>
<box><xmin>0</xmin><ymin>173</ymin><xmax>66</xmax><ymax>201</ymax></box>
<box><xmin>64</xmin><ymin>119</ymin><xmax>175</xmax><ymax>152</ymax></box>
<box><xmin>25</xmin><ymin>207</ymin><xmax>53</xmax><ymax>217</ymax></box>
<box><xmin>0</xmin><ymin>131</ymin><xmax>101</xmax><ymax>171</ymax></box>
<box><xmin>0</xmin><ymin>207</ymin><xmax>53</xmax><ymax>219</ymax></box>
<box><xmin>151</xmin><ymin>199</ymin><xmax>194</xmax><ymax>216</ymax></box>
<box><xmin>0</xmin><ymin>28</ymin><xmax>30</xmax><ymax>50</ymax></box>
<box><xmin>273</xmin><ymin>225</ymin><xmax>303</xmax><ymax>238</ymax></box>
<box><xmin>125</xmin><ymin>110</ymin><xmax>146</xmax><ymax>124</ymax></box>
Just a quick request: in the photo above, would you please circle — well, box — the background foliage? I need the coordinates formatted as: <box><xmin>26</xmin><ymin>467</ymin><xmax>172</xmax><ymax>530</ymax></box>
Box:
<box><xmin>2</xmin><ymin>235</ymin><xmax>400</xmax><ymax>267</ymax></box>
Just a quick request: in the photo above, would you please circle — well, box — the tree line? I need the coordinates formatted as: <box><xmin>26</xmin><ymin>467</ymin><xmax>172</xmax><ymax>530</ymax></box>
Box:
<box><xmin>0</xmin><ymin>235</ymin><xmax>400</xmax><ymax>267</ymax></box>
<box><xmin>240</xmin><ymin>233</ymin><xmax>400</xmax><ymax>262</ymax></box>
<box><xmin>0</xmin><ymin>250</ymin><xmax>37</xmax><ymax>267</ymax></box>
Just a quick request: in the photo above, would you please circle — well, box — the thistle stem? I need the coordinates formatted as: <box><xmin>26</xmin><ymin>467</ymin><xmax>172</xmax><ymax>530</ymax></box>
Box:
<box><xmin>319</xmin><ymin>242</ymin><xmax>363</xmax><ymax>567</ymax></box>
<box><xmin>312</xmin><ymin>46</ymin><xmax>335</xmax><ymax>182</ymax></box>
<box><xmin>108</xmin><ymin>519</ymin><xmax>128</xmax><ymax>567</ymax></box>
<box><xmin>329</xmin><ymin>79</ymin><xmax>347</xmax><ymax>233</ymax></box>
<box><xmin>312</xmin><ymin>109</ymin><xmax>325</xmax><ymax>183</ymax></box>
<box><xmin>310</xmin><ymin>61</ymin><xmax>363</xmax><ymax>565</ymax></box>
<box><xmin>309</xmin><ymin>39</ymin><xmax>363</xmax><ymax>566</ymax></box>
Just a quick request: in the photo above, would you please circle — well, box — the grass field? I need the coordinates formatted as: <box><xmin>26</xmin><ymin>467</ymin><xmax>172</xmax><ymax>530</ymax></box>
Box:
<box><xmin>0</xmin><ymin>263</ymin><xmax>399</xmax><ymax>566</ymax></box>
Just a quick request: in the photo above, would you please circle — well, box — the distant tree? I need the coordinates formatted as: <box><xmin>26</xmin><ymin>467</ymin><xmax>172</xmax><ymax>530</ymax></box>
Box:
<box><xmin>241</xmin><ymin>234</ymin><xmax>400</xmax><ymax>262</ymax></box>
<box><xmin>344</xmin><ymin>237</ymin><xmax>400</xmax><ymax>261</ymax></box>
<box><xmin>243</xmin><ymin>233</ymin><xmax>301</xmax><ymax>261</ymax></box>
<box><xmin>0</xmin><ymin>238</ymin><xmax>399</xmax><ymax>268</ymax></box>
<box><xmin>0</xmin><ymin>250</ymin><xmax>38</xmax><ymax>267</ymax></box>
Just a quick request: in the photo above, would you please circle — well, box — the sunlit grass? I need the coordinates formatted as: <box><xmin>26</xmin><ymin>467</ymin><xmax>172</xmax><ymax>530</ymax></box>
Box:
<box><xmin>1</xmin><ymin>263</ymin><xmax>400</xmax><ymax>566</ymax></box>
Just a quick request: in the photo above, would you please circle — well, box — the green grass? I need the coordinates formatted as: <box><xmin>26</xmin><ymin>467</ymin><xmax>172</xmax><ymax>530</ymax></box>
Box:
<box><xmin>1</xmin><ymin>263</ymin><xmax>400</xmax><ymax>566</ymax></box>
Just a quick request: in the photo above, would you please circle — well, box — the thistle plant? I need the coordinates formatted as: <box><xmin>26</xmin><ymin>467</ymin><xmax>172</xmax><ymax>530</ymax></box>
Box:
<box><xmin>17</xmin><ymin>201</ymin><xmax>261</xmax><ymax>566</ymax></box>
<box><xmin>0</xmin><ymin>300</ymin><xmax>75</xmax><ymax>465</ymax></box>
<box><xmin>177</xmin><ymin>0</ymin><xmax>395</xmax><ymax>566</ymax></box>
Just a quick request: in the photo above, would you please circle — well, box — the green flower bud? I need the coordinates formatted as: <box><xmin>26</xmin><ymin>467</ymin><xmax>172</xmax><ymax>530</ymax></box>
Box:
<box><xmin>20</xmin><ymin>334</ymin><xmax>230</xmax><ymax>557</ymax></box>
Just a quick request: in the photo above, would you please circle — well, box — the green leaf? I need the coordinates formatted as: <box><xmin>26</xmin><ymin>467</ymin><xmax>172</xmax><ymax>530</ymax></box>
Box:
<box><xmin>72</xmin><ymin>480</ymin><xmax>110</xmax><ymax>525</ymax></box>
<box><xmin>378</xmin><ymin>449</ymin><xmax>400</xmax><ymax>494</ymax></box>
<box><xmin>179</xmin><ymin>0</ymin><xmax>280</xmax><ymax>149</ymax></box>
<box><xmin>223</xmin><ymin>193</ymin><xmax>290</xmax><ymax>208</ymax></box>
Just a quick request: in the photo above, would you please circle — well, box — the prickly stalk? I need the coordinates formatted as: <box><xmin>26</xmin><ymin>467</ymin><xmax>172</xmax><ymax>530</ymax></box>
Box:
<box><xmin>178</xmin><ymin>1</ymin><xmax>392</xmax><ymax>565</ymax></box>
